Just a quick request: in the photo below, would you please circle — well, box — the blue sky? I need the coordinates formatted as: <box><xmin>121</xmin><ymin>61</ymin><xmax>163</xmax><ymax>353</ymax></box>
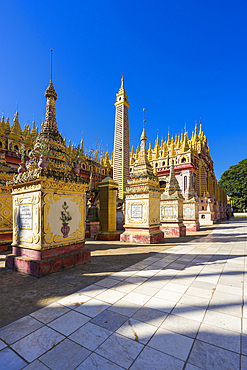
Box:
<box><xmin>0</xmin><ymin>0</ymin><xmax>246</xmax><ymax>179</ymax></box>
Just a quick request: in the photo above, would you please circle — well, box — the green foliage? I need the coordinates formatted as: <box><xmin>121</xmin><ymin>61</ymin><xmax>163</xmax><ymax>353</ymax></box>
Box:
<box><xmin>219</xmin><ymin>159</ymin><xmax>247</xmax><ymax>212</ymax></box>
<box><xmin>60</xmin><ymin>201</ymin><xmax>72</xmax><ymax>223</ymax></box>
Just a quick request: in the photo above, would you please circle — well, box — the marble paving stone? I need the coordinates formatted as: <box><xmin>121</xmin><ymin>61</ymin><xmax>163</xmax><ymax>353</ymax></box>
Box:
<box><xmin>0</xmin><ymin>339</ymin><xmax>7</xmax><ymax>350</ymax></box>
<box><xmin>111</xmin><ymin>271</ymin><xmax>134</xmax><ymax>281</ymax></box>
<box><xmin>94</xmin><ymin>277</ymin><xmax>120</xmax><ymax>288</ymax></box>
<box><xmin>113</xmin><ymin>281</ymin><xmax>139</xmax><ymax>294</ymax></box>
<box><xmin>0</xmin><ymin>347</ymin><xmax>27</xmax><ymax>370</ymax></box>
<box><xmin>129</xmin><ymin>346</ymin><xmax>184</xmax><ymax>370</ymax></box>
<box><xmin>243</xmin><ymin>318</ymin><xmax>247</xmax><ymax>335</ymax></box>
<box><xmin>161</xmin><ymin>314</ymin><xmax>200</xmax><ymax>338</ymax></box>
<box><xmin>57</xmin><ymin>293</ymin><xmax>91</xmax><ymax>309</ymax></box>
<box><xmin>108</xmin><ymin>299</ymin><xmax>141</xmax><ymax>317</ymax></box>
<box><xmin>123</xmin><ymin>292</ymin><xmax>151</xmax><ymax>306</ymax></box>
<box><xmin>116</xmin><ymin>318</ymin><xmax>157</xmax><ymax>344</ymax></box>
<box><xmin>96</xmin><ymin>333</ymin><xmax>143</xmax><ymax>369</ymax></box>
<box><xmin>203</xmin><ymin>310</ymin><xmax>241</xmax><ymax>333</ymax></box>
<box><xmin>69</xmin><ymin>322</ymin><xmax>111</xmax><ymax>351</ymax></box>
<box><xmin>184</xmin><ymin>364</ymin><xmax>203</xmax><ymax>370</ymax></box>
<box><xmin>124</xmin><ymin>276</ymin><xmax>148</xmax><ymax>285</ymax></box>
<box><xmin>171</xmin><ymin>302</ymin><xmax>206</xmax><ymax>322</ymax></box>
<box><xmin>48</xmin><ymin>310</ymin><xmax>89</xmax><ymax>336</ymax></box>
<box><xmin>96</xmin><ymin>289</ymin><xmax>125</xmax><ymax>304</ymax></box>
<box><xmin>23</xmin><ymin>359</ymin><xmax>50</xmax><ymax>369</ymax></box>
<box><xmin>132</xmin><ymin>284</ymin><xmax>160</xmax><ymax>297</ymax></box>
<box><xmin>241</xmin><ymin>334</ymin><xmax>247</xmax><ymax>356</ymax></box>
<box><xmin>11</xmin><ymin>326</ymin><xmax>64</xmax><ymax>363</ymax></box>
<box><xmin>132</xmin><ymin>306</ymin><xmax>167</xmax><ymax>327</ymax></box>
<box><xmin>77</xmin><ymin>284</ymin><xmax>106</xmax><ymax>297</ymax></box>
<box><xmin>164</xmin><ymin>282</ymin><xmax>189</xmax><ymax>293</ymax></box>
<box><xmin>144</xmin><ymin>297</ymin><xmax>176</xmax><ymax>313</ymax></box>
<box><xmin>191</xmin><ymin>280</ymin><xmax>216</xmax><ymax>291</ymax></box>
<box><xmin>39</xmin><ymin>338</ymin><xmax>91</xmax><ymax>370</ymax></box>
<box><xmin>241</xmin><ymin>355</ymin><xmax>247</xmax><ymax>370</ymax></box>
<box><xmin>90</xmin><ymin>309</ymin><xmax>128</xmax><ymax>332</ymax></box>
<box><xmin>208</xmin><ymin>300</ymin><xmax>242</xmax><ymax>318</ymax></box>
<box><xmin>154</xmin><ymin>288</ymin><xmax>183</xmax><ymax>302</ymax></box>
<box><xmin>30</xmin><ymin>302</ymin><xmax>70</xmax><ymax>324</ymax></box>
<box><xmin>188</xmin><ymin>340</ymin><xmax>240</xmax><ymax>370</ymax></box>
<box><xmin>148</xmin><ymin>327</ymin><xmax>194</xmax><ymax>361</ymax></box>
<box><xmin>178</xmin><ymin>294</ymin><xmax>210</xmax><ymax>308</ymax></box>
<box><xmin>76</xmin><ymin>353</ymin><xmax>124</xmax><ymax>370</ymax></box>
<box><xmin>0</xmin><ymin>315</ymin><xmax>43</xmax><ymax>345</ymax></box>
<box><xmin>74</xmin><ymin>298</ymin><xmax>110</xmax><ymax>318</ymax></box>
<box><xmin>197</xmin><ymin>323</ymin><xmax>240</xmax><ymax>353</ymax></box>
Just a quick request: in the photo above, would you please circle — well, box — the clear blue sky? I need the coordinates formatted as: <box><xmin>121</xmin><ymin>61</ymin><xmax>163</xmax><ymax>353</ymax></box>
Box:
<box><xmin>1</xmin><ymin>0</ymin><xmax>246</xmax><ymax>179</ymax></box>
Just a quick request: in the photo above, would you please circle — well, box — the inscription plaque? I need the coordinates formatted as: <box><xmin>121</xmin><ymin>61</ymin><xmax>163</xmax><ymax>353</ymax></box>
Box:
<box><xmin>131</xmin><ymin>204</ymin><xmax>142</xmax><ymax>218</ymax></box>
<box><xmin>19</xmin><ymin>204</ymin><xmax>32</xmax><ymax>230</ymax></box>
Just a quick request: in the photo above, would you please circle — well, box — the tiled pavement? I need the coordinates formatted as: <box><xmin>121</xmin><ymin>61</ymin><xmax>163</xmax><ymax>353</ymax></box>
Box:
<box><xmin>0</xmin><ymin>218</ymin><xmax>246</xmax><ymax>370</ymax></box>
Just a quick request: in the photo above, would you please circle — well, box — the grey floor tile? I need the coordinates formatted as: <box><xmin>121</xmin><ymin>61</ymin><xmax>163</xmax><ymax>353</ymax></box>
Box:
<box><xmin>242</xmin><ymin>335</ymin><xmax>247</xmax><ymax>356</ymax></box>
<box><xmin>90</xmin><ymin>309</ymin><xmax>128</xmax><ymax>332</ymax></box>
<box><xmin>69</xmin><ymin>322</ymin><xmax>111</xmax><ymax>351</ymax></box>
<box><xmin>161</xmin><ymin>314</ymin><xmax>200</xmax><ymax>338</ymax></box>
<box><xmin>30</xmin><ymin>303</ymin><xmax>70</xmax><ymax>324</ymax></box>
<box><xmin>131</xmin><ymin>306</ymin><xmax>167</xmax><ymax>327</ymax></box>
<box><xmin>74</xmin><ymin>298</ymin><xmax>110</xmax><ymax>318</ymax></box>
<box><xmin>0</xmin><ymin>340</ymin><xmax>7</xmax><ymax>350</ymax></box>
<box><xmin>0</xmin><ymin>316</ymin><xmax>43</xmax><ymax>345</ymax></box>
<box><xmin>39</xmin><ymin>338</ymin><xmax>91</xmax><ymax>370</ymax></box>
<box><xmin>116</xmin><ymin>318</ymin><xmax>157</xmax><ymax>344</ymax></box>
<box><xmin>148</xmin><ymin>327</ymin><xmax>193</xmax><ymax>361</ymax></box>
<box><xmin>241</xmin><ymin>355</ymin><xmax>247</xmax><ymax>370</ymax></box>
<box><xmin>185</xmin><ymin>364</ymin><xmax>203</xmax><ymax>370</ymax></box>
<box><xmin>11</xmin><ymin>326</ymin><xmax>64</xmax><ymax>363</ymax></box>
<box><xmin>48</xmin><ymin>310</ymin><xmax>89</xmax><ymax>336</ymax></box>
<box><xmin>108</xmin><ymin>299</ymin><xmax>141</xmax><ymax>317</ymax></box>
<box><xmin>129</xmin><ymin>346</ymin><xmax>184</xmax><ymax>370</ymax></box>
<box><xmin>23</xmin><ymin>359</ymin><xmax>50</xmax><ymax>369</ymax></box>
<box><xmin>76</xmin><ymin>353</ymin><xmax>124</xmax><ymax>369</ymax></box>
<box><xmin>96</xmin><ymin>333</ymin><xmax>143</xmax><ymax>369</ymax></box>
<box><xmin>197</xmin><ymin>323</ymin><xmax>240</xmax><ymax>353</ymax></box>
<box><xmin>0</xmin><ymin>347</ymin><xmax>27</xmax><ymax>370</ymax></box>
<box><xmin>188</xmin><ymin>340</ymin><xmax>240</xmax><ymax>370</ymax></box>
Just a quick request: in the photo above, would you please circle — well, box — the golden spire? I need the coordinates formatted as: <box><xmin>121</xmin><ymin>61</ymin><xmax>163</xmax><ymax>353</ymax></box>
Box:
<box><xmin>180</xmin><ymin>132</ymin><xmax>183</xmax><ymax>143</ymax></box>
<box><xmin>180</xmin><ymin>132</ymin><xmax>190</xmax><ymax>152</ymax></box>
<box><xmin>115</xmin><ymin>75</ymin><xmax>130</xmax><ymax>108</ymax></box>
<box><xmin>154</xmin><ymin>143</ymin><xmax>160</xmax><ymax>159</ymax></box>
<box><xmin>176</xmin><ymin>135</ymin><xmax>181</xmax><ymax>149</ymax></box>
<box><xmin>1</xmin><ymin>113</ymin><xmax>5</xmax><ymax>132</ymax></box>
<box><xmin>31</xmin><ymin>117</ymin><xmax>38</xmax><ymax>141</ymax></box>
<box><xmin>25</xmin><ymin>125</ymin><xmax>33</xmax><ymax>145</ymax></box>
<box><xmin>10</xmin><ymin>110</ymin><xmax>22</xmax><ymax>140</ymax></box>
<box><xmin>174</xmin><ymin>135</ymin><xmax>177</xmax><ymax>146</ymax></box>
<box><xmin>162</xmin><ymin>141</ymin><xmax>168</xmax><ymax>157</ymax></box>
<box><xmin>136</xmin><ymin>145</ymin><xmax>139</xmax><ymax>160</ymax></box>
<box><xmin>5</xmin><ymin>117</ymin><xmax>10</xmax><ymax>131</ymax></box>
<box><xmin>148</xmin><ymin>142</ymin><xmax>152</xmax><ymax>161</ymax></box>
<box><xmin>130</xmin><ymin>146</ymin><xmax>135</xmax><ymax>164</ymax></box>
<box><xmin>167</xmin><ymin>131</ymin><xmax>171</xmax><ymax>145</ymax></box>
<box><xmin>170</xmin><ymin>141</ymin><xmax>176</xmax><ymax>156</ymax></box>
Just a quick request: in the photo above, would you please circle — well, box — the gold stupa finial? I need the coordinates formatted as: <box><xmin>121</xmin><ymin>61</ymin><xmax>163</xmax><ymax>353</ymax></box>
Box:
<box><xmin>143</xmin><ymin>108</ymin><xmax>146</xmax><ymax>129</ymax></box>
<box><xmin>50</xmin><ymin>49</ymin><xmax>53</xmax><ymax>82</ymax></box>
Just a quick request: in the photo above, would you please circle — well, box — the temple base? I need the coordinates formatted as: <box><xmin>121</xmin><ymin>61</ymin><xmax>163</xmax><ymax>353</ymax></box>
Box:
<box><xmin>5</xmin><ymin>242</ymin><xmax>91</xmax><ymax>278</ymax></box>
<box><xmin>160</xmin><ymin>223</ymin><xmax>186</xmax><ymax>237</ymax></box>
<box><xmin>184</xmin><ymin>221</ymin><xmax>200</xmax><ymax>232</ymax></box>
<box><xmin>121</xmin><ymin>226</ymin><xmax>164</xmax><ymax>244</ymax></box>
<box><xmin>0</xmin><ymin>231</ymin><xmax>12</xmax><ymax>252</ymax></box>
<box><xmin>96</xmin><ymin>231</ymin><xmax>120</xmax><ymax>241</ymax></box>
<box><xmin>86</xmin><ymin>221</ymin><xmax>100</xmax><ymax>234</ymax></box>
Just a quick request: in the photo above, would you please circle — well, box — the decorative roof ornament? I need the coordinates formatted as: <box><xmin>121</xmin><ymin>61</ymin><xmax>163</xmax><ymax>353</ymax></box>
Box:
<box><xmin>115</xmin><ymin>75</ymin><xmax>130</xmax><ymax>108</ymax></box>
<box><xmin>180</xmin><ymin>132</ymin><xmax>190</xmax><ymax>152</ymax></box>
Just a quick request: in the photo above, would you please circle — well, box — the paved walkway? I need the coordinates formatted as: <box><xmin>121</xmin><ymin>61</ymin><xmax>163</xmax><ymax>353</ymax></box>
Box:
<box><xmin>0</xmin><ymin>218</ymin><xmax>246</xmax><ymax>369</ymax></box>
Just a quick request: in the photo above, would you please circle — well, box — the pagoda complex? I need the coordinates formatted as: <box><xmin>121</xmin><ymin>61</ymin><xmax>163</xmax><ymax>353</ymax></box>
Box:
<box><xmin>5</xmin><ymin>63</ymin><xmax>94</xmax><ymax>277</ymax></box>
<box><xmin>129</xmin><ymin>122</ymin><xmax>227</xmax><ymax>225</ymax></box>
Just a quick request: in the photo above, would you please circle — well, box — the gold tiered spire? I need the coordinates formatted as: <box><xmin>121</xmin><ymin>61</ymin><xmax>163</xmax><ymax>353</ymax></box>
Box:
<box><xmin>31</xmin><ymin>117</ymin><xmax>38</xmax><ymax>141</ymax></box>
<box><xmin>115</xmin><ymin>76</ymin><xmax>130</xmax><ymax>108</ymax></box>
<box><xmin>9</xmin><ymin>110</ymin><xmax>22</xmax><ymax>141</ymax></box>
<box><xmin>148</xmin><ymin>142</ymin><xmax>152</xmax><ymax>161</ymax></box>
<box><xmin>180</xmin><ymin>132</ymin><xmax>190</xmax><ymax>152</ymax></box>
<box><xmin>167</xmin><ymin>131</ymin><xmax>171</xmax><ymax>145</ymax></box>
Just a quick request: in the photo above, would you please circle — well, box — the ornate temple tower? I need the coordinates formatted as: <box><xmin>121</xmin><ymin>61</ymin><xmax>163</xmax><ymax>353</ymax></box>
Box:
<box><xmin>113</xmin><ymin>77</ymin><xmax>130</xmax><ymax>199</ymax></box>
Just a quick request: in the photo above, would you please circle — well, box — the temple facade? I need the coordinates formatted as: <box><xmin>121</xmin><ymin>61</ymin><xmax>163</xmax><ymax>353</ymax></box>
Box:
<box><xmin>130</xmin><ymin>122</ymin><xmax>227</xmax><ymax>224</ymax></box>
